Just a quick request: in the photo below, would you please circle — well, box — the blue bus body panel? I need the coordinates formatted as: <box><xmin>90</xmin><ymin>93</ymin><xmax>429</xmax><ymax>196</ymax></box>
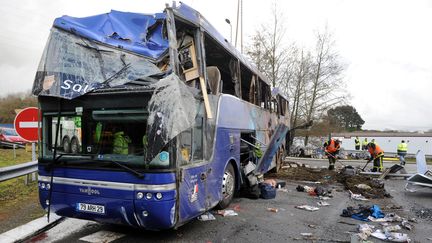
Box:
<box><xmin>178</xmin><ymin>164</ymin><xmax>208</xmax><ymax>223</ymax></box>
<box><xmin>53</xmin><ymin>10</ymin><xmax>168</xmax><ymax>60</ymax></box>
<box><xmin>255</xmin><ymin>124</ymin><xmax>289</xmax><ymax>174</ymax></box>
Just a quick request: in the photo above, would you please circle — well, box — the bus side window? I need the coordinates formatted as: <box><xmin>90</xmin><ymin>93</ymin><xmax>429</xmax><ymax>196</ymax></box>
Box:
<box><xmin>180</xmin><ymin>128</ymin><xmax>192</xmax><ymax>165</ymax></box>
<box><xmin>192</xmin><ymin>116</ymin><xmax>203</xmax><ymax>161</ymax></box>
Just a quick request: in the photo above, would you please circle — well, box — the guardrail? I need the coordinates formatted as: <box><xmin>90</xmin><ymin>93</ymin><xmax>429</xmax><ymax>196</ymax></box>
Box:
<box><xmin>0</xmin><ymin>161</ymin><xmax>37</xmax><ymax>182</ymax></box>
<box><xmin>0</xmin><ymin>141</ymin><xmax>26</xmax><ymax>149</ymax></box>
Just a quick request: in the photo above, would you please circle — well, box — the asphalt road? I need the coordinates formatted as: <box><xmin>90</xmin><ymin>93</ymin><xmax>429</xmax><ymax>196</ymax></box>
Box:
<box><xmin>26</xmin><ymin>159</ymin><xmax>432</xmax><ymax>243</ymax></box>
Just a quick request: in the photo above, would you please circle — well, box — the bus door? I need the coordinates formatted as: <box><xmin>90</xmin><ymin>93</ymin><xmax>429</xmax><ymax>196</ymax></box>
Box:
<box><xmin>177</xmin><ymin>116</ymin><xmax>208</xmax><ymax>222</ymax></box>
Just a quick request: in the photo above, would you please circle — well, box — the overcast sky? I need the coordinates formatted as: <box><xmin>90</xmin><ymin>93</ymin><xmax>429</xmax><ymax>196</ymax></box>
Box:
<box><xmin>0</xmin><ymin>0</ymin><xmax>431</xmax><ymax>131</ymax></box>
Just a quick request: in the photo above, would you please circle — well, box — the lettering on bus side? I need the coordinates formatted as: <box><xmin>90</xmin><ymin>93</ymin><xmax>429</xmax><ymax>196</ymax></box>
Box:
<box><xmin>61</xmin><ymin>79</ymin><xmax>90</xmax><ymax>93</ymax></box>
<box><xmin>79</xmin><ymin>186</ymin><xmax>101</xmax><ymax>196</ymax></box>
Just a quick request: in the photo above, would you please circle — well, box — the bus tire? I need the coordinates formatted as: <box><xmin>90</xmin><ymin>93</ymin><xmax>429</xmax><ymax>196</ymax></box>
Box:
<box><xmin>217</xmin><ymin>163</ymin><xmax>236</xmax><ymax>209</ymax></box>
<box><xmin>70</xmin><ymin>137</ymin><xmax>79</xmax><ymax>154</ymax></box>
<box><xmin>62</xmin><ymin>137</ymin><xmax>71</xmax><ymax>153</ymax></box>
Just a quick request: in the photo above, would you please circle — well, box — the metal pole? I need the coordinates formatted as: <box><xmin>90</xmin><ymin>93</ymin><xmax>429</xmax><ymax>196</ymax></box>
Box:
<box><xmin>13</xmin><ymin>144</ymin><xmax>16</xmax><ymax>159</ymax></box>
<box><xmin>225</xmin><ymin>19</ymin><xmax>232</xmax><ymax>43</ymax></box>
<box><xmin>32</xmin><ymin>142</ymin><xmax>36</xmax><ymax>181</ymax></box>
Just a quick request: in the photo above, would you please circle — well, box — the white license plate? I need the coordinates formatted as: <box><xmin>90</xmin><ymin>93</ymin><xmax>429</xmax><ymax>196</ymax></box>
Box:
<box><xmin>77</xmin><ymin>203</ymin><xmax>105</xmax><ymax>214</ymax></box>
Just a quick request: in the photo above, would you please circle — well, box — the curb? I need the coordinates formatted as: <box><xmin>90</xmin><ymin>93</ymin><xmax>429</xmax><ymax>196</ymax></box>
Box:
<box><xmin>0</xmin><ymin>213</ymin><xmax>63</xmax><ymax>243</ymax></box>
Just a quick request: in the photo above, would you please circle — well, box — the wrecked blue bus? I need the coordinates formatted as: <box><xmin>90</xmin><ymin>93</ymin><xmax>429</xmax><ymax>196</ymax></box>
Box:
<box><xmin>33</xmin><ymin>3</ymin><xmax>290</xmax><ymax>230</ymax></box>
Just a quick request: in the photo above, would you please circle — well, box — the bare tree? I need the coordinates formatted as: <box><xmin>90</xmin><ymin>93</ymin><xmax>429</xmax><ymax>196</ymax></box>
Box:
<box><xmin>246</xmin><ymin>1</ymin><xmax>288</xmax><ymax>88</ymax></box>
<box><xmin>303</xmin><ymin>27</ymin><xmax>347</xmax><ymax>145</ymax></box>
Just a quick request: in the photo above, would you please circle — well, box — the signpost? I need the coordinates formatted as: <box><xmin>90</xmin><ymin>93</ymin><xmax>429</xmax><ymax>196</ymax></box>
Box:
<box><xmin>14</xmin><ymin>107</ymin><xmax>40</xmax><ymax>183</ymax></box>
<box><xmin>14</xmin><ymin>107</ymin><xmax>40</xmax><ymax>142</ymax></box>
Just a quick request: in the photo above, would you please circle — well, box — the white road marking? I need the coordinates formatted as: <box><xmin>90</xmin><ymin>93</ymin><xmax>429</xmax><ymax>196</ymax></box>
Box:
<box><xmin>79</xmin><ymin>230</ymin><xmax>125</xmax><ymax>243</ymax></box>
<box><xmin>19</xmin><ymin>121</ymin><xmax>38</xmax><ymax>128</ymax></box>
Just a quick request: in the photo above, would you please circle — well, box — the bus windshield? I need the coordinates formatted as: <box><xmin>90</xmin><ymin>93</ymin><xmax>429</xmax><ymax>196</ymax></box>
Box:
<box><xmin>32</xmin><ymin>28</ymin><xmax>166</xmax><ymax>100</ymax></box>
<box><xmin>42</xmin><ymin>109</ymin><xmax>174</xmax><ymax>170</ymax></box>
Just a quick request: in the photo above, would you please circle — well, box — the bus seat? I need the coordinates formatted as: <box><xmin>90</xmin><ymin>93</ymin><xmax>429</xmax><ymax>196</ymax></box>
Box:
<box><xmin>206</xmin><ymin>66</ymin><xmax>221</xmax><ymax>95</ymax></box>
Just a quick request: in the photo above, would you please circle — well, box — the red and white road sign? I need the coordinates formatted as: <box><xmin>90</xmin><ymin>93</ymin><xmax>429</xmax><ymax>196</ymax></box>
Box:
<box><xmin>14</xmin><ymin>107</ymin><xmax>40</xmax><ymax>142</ymax></box>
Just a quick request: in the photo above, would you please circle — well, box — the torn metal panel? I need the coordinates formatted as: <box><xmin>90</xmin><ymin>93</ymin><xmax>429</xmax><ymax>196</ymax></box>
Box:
<box><xmin>254</xmin><ymin>124</ymin><xmax>289</xmax><ymax>175</ymax></box>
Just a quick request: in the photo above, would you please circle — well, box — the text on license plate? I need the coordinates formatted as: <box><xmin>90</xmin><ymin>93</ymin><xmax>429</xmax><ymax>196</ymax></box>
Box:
<box><xmin>77</xmin><ymin>203</ymin><xmax>105</xmax><ymax>214</ymax></box>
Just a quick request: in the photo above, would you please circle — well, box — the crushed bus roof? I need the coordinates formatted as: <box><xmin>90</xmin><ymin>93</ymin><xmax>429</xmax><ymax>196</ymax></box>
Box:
<box><xmin>52</xmin><ymin>2</ymin><xmax>271</xmax><ymax>86</ymax></box>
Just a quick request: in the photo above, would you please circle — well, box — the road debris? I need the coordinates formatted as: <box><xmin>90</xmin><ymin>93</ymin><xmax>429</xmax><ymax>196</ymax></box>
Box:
<box><xmin>370</xmin><ymin>229</ymin><xmax>410</xmax><ymax>242</ymax></box>
<box><xmin>308</xmin><ymin>224</ymin><xmax>317</xmax><ymax>228</ymax></box>
<box><xmin>216</xmin><ymin>210</ymin><xmax>238</xmax><ymax>217</ymax></box>
<box><xmin>349</xmin><ymin>190</ymin><xmax>368</xmax><ymax>201</ymax></box>
<box><xmin>401</xmin><ymin>219</ymin><xmax>414</xmax><ymax>230</ymax></box>
<box><xmin>341</xmin><ymin>205</ymin><xmax>384</xmax><ymax>222</ymax></box>
<box><xmin>317</xmin><ymin>201</ymin><xmax>330</xmax><ymax>206</ymax></box>
<box><xmin>383</xmin><ymin>224</ymin><xmax>401</xmax><ymax>232</ymax></box>
<box><xmin>267</xmin><ymin>207</ymin><xmax>278</xmax><ymax>213</ymax></box>
<box><xmin>300</xmin><ymin>232</ymin><xmax>313</xmax><ymax>236</ymax></box>
<box><xmin>295</xmin><ymin>205</ymin><xmax>319</xmax><ymax>211</ymax></box>
<box><xmin>355</xmin><ymin>184</ymin><xmax>372</xmax><ymax>190</ymax></box>
<box><xmin>198</xmin><ymin>212</ymin><xmax>216</xmax><ymax>221</ymax></box>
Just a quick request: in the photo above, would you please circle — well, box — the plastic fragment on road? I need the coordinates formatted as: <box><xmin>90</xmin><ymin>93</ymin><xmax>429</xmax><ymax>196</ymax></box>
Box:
<box><xmin>198</xmin><ymin>212</ymin><xmax>216</xmax><ymax>221</ymax></box>
<box><xmin>216</xmin><ymin>210</ymin><xmax>238</xmax><ymax>217</ymax></box>
<box><xmin>267</xmin><ymin>207</ymin><xmax>278</xmax><ymax>213</ymax></box>
<box><xmin>295</xmin><ymin>205</ymin><xmax>319</xmax><ymax>211</ymax></box>
<box><xmin>349</xmin><ymin>190</ymin><xmax>368</xmax><ymax>201</ymax></box>
<box><xmin>300</xmin><ymin>233</ymin><xmax>313</xmax><ymax>236</ymax></box>
<box><xmin>317</xmin><ymin>201</ymin><xmax>330</xmax><ymax>206</ymax></box>
<box><xmin>370</xmin><ymin>229</ymin><xmax>410</xmax><ymax>242</ymax></box>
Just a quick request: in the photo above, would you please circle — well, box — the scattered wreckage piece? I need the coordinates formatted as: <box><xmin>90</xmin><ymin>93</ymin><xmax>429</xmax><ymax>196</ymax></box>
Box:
<box><xmin>405</xmin><ymin>170</ymin><xmax>432</xmax><ymax>192</ymax></box>
<box><xmin>295</xmin><ymin>205</ymin><xmax>319</xmax><ymax>211</ymax></box>
<box><xmin>370</xmin><ymin>230</ymin><xmax>410</xmax><ymax>242</ymax></box>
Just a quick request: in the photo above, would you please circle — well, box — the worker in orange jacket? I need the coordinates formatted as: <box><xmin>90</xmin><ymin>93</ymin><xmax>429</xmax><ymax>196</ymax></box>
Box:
<box><xmin>324</xmin><ymin>138</ymin><xmax>341</xmax><ymax>170</ymax></box>
<box><xmin>367</xmin><ymin>142</ymin><xmax>384</xmax><ymax>172</ymax></box>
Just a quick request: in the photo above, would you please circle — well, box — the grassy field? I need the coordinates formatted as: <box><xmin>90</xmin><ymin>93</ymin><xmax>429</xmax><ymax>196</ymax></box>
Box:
<box><xmin>0</xmin><ymin>147</ymin><xmax>35</xmax><ymax>167</ymax></box>
<box><xmin>0</xmin><ymin>148</ymin><xmax>45</xmax><ymax>233</ymax></box>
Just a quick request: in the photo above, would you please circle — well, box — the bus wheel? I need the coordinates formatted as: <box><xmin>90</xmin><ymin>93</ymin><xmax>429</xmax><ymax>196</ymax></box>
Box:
<box><xmin>62</xmin><ymin>137</ymin><xmax>70</xmax><ymax>153</ymax></box>
<box><xmin>70</xmin><ymin>138</ymin><xmax>79</xmax><ymax>154</ymax></box>
<box><xmin>217</xmin><ymin>163</ymin><xmax>235</xmax><ymax>209</ymax></box>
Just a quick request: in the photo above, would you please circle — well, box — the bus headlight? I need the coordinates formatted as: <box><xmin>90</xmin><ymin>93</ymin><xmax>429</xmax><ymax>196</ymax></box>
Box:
<box><xmin>142</xmin><ymin>211</ymin><xmax>149</xmax><ymax>217</ymax></box>
<box><xmin>46</xmin><ymin>183</ymin><xmax>51</xmax><ymax>190</ymax></box>
<box><xmin>41</xmin><ymin>183</ymin><xmax>45</xmax><ymax>189</ymax></box>
<box><xmin>145</xmin><ymin>192</ymin><xmax>152</xmax><ymax>200</ymax></box>
<box><xmin>155</xmin><ymin>192</ymin><xmax>163</xmax><ymax>200</ymax></box>
<box><xmin>45</xmin><ymin>199</ymin><xmax>50</xmax><ymax>205</ymax></box>
<box><xmin>136</xmin><ymin>192</ymin><xmax>144</xmax><ymax>199</ymax></box>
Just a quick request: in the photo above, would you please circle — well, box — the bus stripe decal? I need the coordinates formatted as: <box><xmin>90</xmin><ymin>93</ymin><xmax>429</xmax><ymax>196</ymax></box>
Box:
<box><xmin>38</xmin><ymin>175</ymin><xmax>176</xmax><ymax>191</ymax></box>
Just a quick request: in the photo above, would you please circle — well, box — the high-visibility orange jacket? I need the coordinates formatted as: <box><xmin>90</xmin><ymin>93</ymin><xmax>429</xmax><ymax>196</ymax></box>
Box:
<box><xmin>325</xmin><ymin>139</ymin><xmax>340</xmax><ymax>153</ymax></box>
<box><xmin>368</xmin><ymin>144</ymin><xmax>384</xmax><ymax>158</ymax></box>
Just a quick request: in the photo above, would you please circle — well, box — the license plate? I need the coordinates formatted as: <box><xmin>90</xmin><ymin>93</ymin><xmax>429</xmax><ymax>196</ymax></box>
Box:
<box><xmin>77</xmin><ymin>203</ymin><xmax>105</xmax><ymax>214</ymax></box>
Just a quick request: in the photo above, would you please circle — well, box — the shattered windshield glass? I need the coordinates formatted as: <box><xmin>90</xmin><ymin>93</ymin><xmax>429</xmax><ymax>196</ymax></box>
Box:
<box><xmin>32</xmin><ymin>28</ymin><xmax>163</xmax><ymax>99</ymax></box>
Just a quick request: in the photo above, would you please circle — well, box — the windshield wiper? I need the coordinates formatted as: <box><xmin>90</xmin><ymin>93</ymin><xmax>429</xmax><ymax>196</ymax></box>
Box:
<box><xmin>76</xmin><ymin>39</ymin><xmax>113</xmax><ymax>53</ymax></box>
<box><xmin>102</xmin><ymin>63</ymin><xmax>131</xmax><ymax>86</ymax></box>
<box><xmin>98</xmin><ymin>159</ymin><xmax>144</xmax><ymax>179</ymax></box>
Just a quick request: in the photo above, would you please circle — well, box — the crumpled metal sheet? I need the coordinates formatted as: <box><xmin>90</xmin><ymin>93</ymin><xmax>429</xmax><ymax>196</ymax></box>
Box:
<box><xmin>53</xmin><ymin>10</ymin><xmax>168</xmax><ymax>59</ymax></box>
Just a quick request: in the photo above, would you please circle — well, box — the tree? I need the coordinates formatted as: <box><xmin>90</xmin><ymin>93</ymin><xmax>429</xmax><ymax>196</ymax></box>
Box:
<box><xmin>0</xmin><ymin>92</ymin><xmax>37</xmax><ymax>123</ymax></box>
<box><xmin>302</xmin><ymin>27</ymin><xmax>347</xmax><ymax>145</ymax></box>
<box><xmin>327</xmin><ymin>105</ymin><xmax>365</xmax><ymax>131</ymax></box>
<box><xmin>246</xmin><ymin>1</ymin><xmax>289</xmax><ymax>88</ymax></box>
